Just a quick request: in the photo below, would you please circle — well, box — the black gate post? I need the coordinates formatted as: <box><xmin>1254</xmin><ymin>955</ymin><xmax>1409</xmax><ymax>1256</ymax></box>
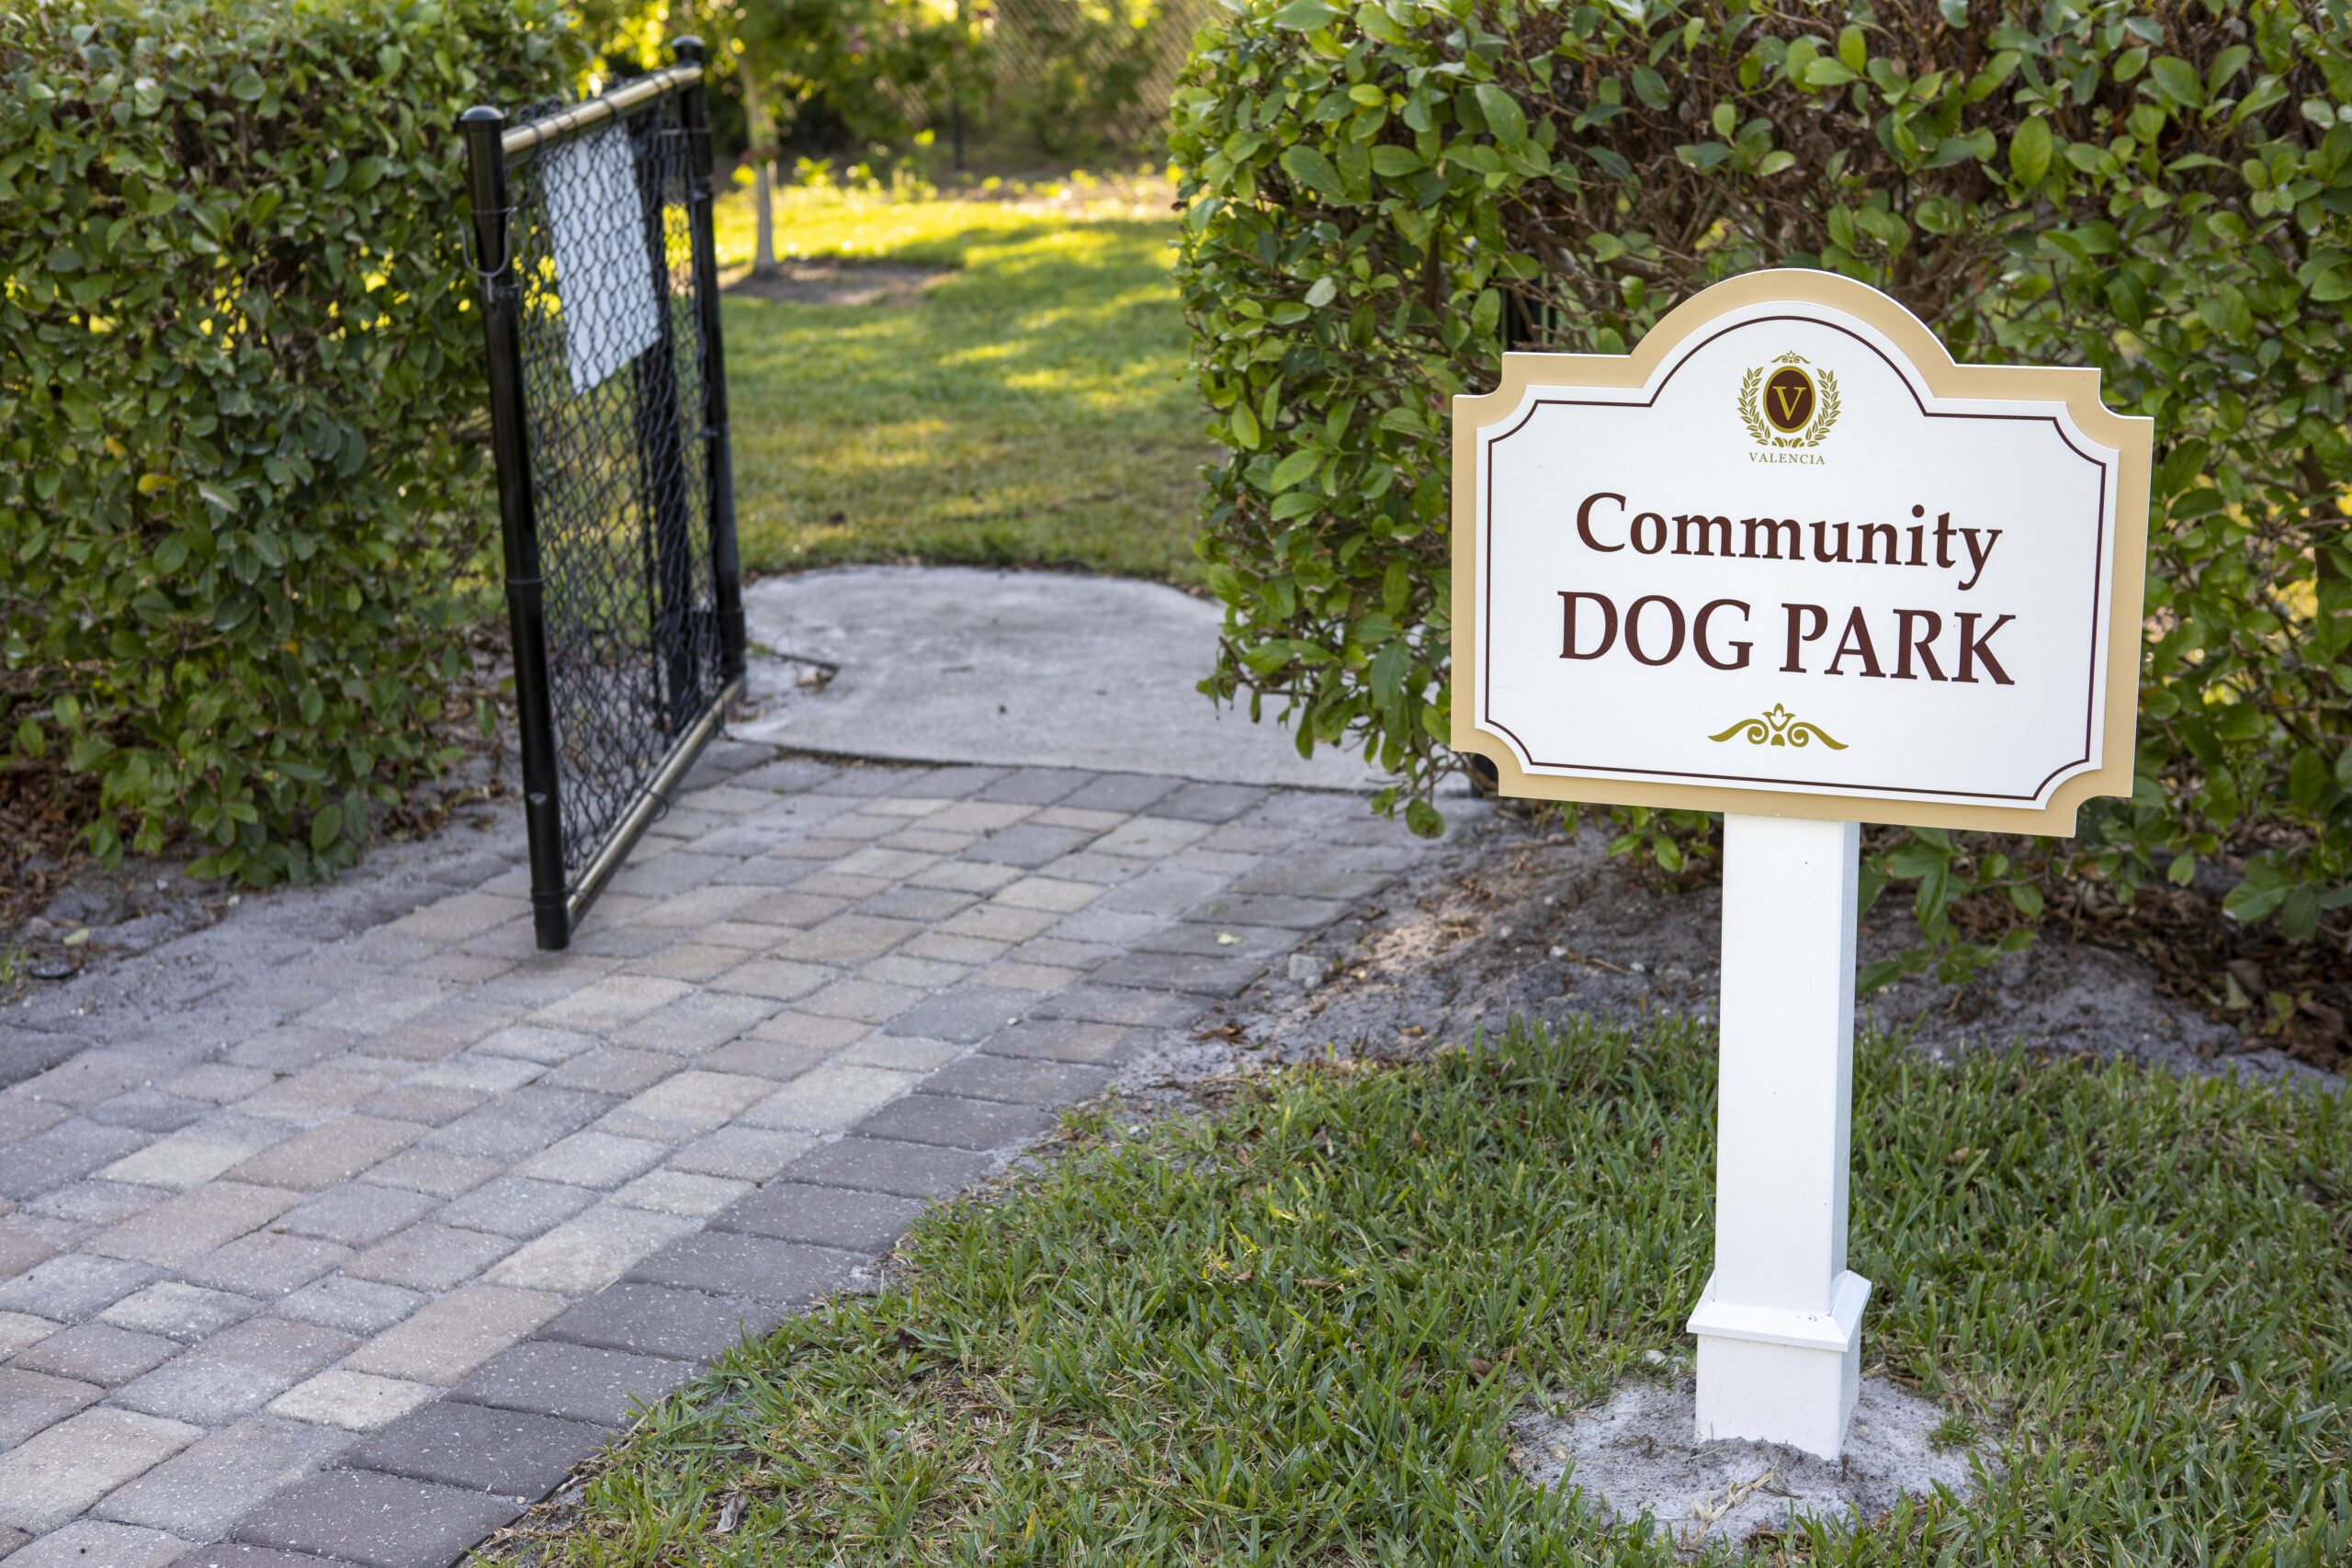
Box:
<box><xmin>461</xmin><ymin>107</ymin><xmax>572</xmax><ymax>951</ymax></box>
<box><xmin>672</xmin><ymin>36</ymin><xmax>747</xmax><ymax>686</ymax></box>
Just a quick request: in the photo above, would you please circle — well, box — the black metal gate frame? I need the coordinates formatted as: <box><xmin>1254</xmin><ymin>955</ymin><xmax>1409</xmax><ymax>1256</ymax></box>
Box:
<box><xmin>459</xmin><ymin>39</ymin><xmax>747</xmax><ymax>951</ymax></box>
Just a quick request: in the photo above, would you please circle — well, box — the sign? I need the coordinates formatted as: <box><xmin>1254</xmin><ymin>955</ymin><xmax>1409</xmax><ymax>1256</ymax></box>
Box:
<box><xmin>545</xmin><ymin>122</ymin><xmax>662</xmax><ymax>396</ymax></box>
<box><xmin>1452</xmin><ymin>268</ymin><xmax>2151</xmax><ymax>834</ymax></box>
<box><xmin>1451</xmin><ymin>270</ymin><xmax>2151</xmax><ymax>1461</ymax></box>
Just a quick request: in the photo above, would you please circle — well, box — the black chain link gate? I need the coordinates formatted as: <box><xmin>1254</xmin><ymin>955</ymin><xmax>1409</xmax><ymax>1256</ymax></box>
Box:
<box><xmin>460</xmin><ymin>39</ymin><xmax>746</xmax><ymax>951</ymax></box>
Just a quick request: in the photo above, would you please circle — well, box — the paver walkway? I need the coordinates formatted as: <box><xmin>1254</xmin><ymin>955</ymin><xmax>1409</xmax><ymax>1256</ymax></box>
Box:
<box><xmin>0</xmin><ymin>748</ymin><xmax>1433</xmax><ymax>1567</ymax></box>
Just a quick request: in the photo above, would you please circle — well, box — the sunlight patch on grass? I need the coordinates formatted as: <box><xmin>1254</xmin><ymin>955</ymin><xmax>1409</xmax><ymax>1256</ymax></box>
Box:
<box><xmin>712</xmin><ymin>182</ymin><xmax>1200</xmax><ymax>580</ymax></box>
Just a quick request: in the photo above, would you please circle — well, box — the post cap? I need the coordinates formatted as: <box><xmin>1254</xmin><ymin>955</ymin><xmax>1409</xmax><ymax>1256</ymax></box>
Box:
<box><xmin>459</xmin><ymin>105</ymin><xmax>504</xmax><ymax>126</ymax></box>
<box><xmin>673</xmin><ymin>36</ymin><xmax>706</xmax><ymax>65</ymax></box>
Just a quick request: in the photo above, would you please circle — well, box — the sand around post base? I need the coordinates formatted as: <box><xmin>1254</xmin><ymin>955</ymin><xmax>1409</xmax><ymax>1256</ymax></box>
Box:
<box><xmin>1510</xmin><ymin>1375</ymin><xmax>1996</xmax><ymax>1554</ymax></box>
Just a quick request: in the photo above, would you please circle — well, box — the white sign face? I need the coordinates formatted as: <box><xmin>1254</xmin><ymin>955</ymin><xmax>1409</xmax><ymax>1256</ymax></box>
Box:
<box><xmin>544</xmin><ymin>123</ymin><xmax>663</xmax><ymax>396</ymax></box>
<box><xmin>1452</xmin><ymin>270</ymin><xmax>2150</xmax><ymax>835</ymax></box>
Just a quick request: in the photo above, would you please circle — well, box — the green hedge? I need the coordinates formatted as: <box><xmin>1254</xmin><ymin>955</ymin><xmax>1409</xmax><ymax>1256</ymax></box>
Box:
<box><xmin>1174</xmin><ymin>0</ymin><xmax>2352</xmax><ymax>981</ymax></box>
<box><xmin>0</xmin><ymin>0</ymin><xmax>582</xmax><ymax>885</ymax></box>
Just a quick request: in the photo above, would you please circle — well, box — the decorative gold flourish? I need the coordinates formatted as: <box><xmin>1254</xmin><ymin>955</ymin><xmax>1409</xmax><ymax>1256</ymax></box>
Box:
<box><xmin>1708</xmin><ymin>702</ymin><xmax>1848</xmax><ymax>750</ymax></box>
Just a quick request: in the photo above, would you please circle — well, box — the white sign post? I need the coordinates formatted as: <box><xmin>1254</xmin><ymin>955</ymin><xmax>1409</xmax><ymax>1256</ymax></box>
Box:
<box><xmin>1451</xmin><ymin>269</ymin><xmax>2150</xmax><ymax>1459</ymax></box>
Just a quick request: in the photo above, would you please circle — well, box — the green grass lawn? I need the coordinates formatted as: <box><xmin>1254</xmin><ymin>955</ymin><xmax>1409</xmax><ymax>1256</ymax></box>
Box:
<box><xmin>709</xmin><ymin>176</ymin><xmax>1204</xmax><ymax>581</ymax></box>
<box><xmin>494</xmin><ymin>1021</ymin><xmax>2350</xmax><ymax>1565</ymax></box>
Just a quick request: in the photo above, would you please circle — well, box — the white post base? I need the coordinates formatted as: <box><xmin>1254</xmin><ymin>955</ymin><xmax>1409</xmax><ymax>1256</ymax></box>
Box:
<box><xmin>1690</xmin><ymin>813</ymin><xmax>1868</xmax><ymax>1460</ymax></box>
<box><xmin>1690</xmin><ymin>1268</ymin><xmax>1870</xmax><ymax>1459</ymax></box>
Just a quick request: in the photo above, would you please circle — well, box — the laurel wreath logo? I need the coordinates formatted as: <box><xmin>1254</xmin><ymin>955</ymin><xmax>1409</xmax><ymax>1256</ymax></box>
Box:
<box><xmin>1738</xmin><ymin>358</ymin><xmax>1841</xmax><ymax>448</ymax></box>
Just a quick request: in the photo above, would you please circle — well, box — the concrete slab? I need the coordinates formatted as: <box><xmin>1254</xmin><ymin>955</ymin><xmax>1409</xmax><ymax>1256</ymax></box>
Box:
<box><xmin>737</xmin><ymin>567</ymin><xmax>1386</xmax><ymax>790</ymax></box>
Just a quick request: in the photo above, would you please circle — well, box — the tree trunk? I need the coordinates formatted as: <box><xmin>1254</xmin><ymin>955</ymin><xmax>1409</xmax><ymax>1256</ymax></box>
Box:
<box><xmin>741</xmin><ymin>66</ymin><xmax>777</xmax><ymax>276</ymax></box>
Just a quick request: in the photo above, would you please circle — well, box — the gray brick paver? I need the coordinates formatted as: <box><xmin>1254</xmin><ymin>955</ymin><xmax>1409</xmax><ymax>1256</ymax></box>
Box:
<box><xmin>883</xmin><ymin>985</ymin><xmax>1035</xmax><ymax>1043</ymax></box>
<box><xmin>537</xmin><ymin>1281</ymin><xmax>785</xmax><ymax>1363</ymax></box>
<box><xmin>277</xmin><ymin>1184</ymin><xmax>439</xmax><ymax>1248</ymax></box>
<box><xmin>0</xmin><ymin>1407</ymin><xmax>203</xmax><ymax>1532</ymax></box>
<box><xmin>228</xmin><ymin>1118</ymin><xmax>423</xmax><ymax>1191</ymax></box>
<box><xmin>779</xmin><ymin>1136</ymin><xmax>990</xmax><ymax>1200</ymax></box>
<box><xmin>482</xmin><ymin>1204</ymin><xmax>697</xmax><ymax>1295</ymax></box>
<box><xmin>611</xmin><ymin>1170</ymin><xmax>749</xmax><ymax>1222</ymax></box>
<box><xmin>710</xmin><ymin>1181</ymin><xmax>924</xmax><ymax>1253</ymax></box>
<box><xmin>539</xmin><ymin>1045</ymin><xmax>681</xmax><ymax>1096</ymax></box>
<box><xmin>0</xmin><ymin>1212</ymin><xmax>76</xmax><ymax>1278</ymax></box>
<box><xmin>797</xmin><ymin>976</ymin><xmax>926</xmax><ymax>1024</ymax></box>
<box><xmin>610</xmin><ymin>991</ymin><xmax>780</xmax><ymax>1055</ymax></box>
<box><xmin>471</xmin><ymin>1023</ymin><xmax>602</xmax><ymax>1065</ymax></box>
<box><xmin>266</xmin><ymin>1368</ymin><xmax>439</xmax><ymax>1431</ymax></box>
<box><xmin>0</xmin><ymin>1120</ymin><xmax>152</xmax><ymax>1202</ymax></box>
<box><xmin>0</xmin><ymin>758</ymin><xmax>1430</xmax><ymax>1562</ymax></box>
<box><xmin>346</xmin><ymin>1401</ymin><xmax>609</xmax><ymax>1499</ymax></box>
<box><xmin>666</xmin><ymin>1125</ymin><xmax>816</xmax><ymax>1181</ymax></box>
<box><xmin>87</xmin><ymin>1088</ymin><xmax>212</xmax><ymax>1135</ymax></box>
<box><xmin>99</xmin><ymin>1281</ymin><xmax>259</xmax><ymax>1344</ymax></box>
<box><xmin>621</xmin><ymin>942</ymin><xmax>752</xmax><ymax>983</ymax></box>
<box><xmin>97</xmin><ymin>1116</ymin><xmax>298</xmax><ymax>1192</ymax></box>
<box><xmin>180</xmin><ymin>1232</ymin><xmax>355</xmax><ymax>1298</ymax></box>
<box><xmin>1089</xmin><ymin>949</ymin><xmax>1272</xmax><ymax>998</ymax></box>
<box><xmin>112</xmin><ymin>1315</ymin><xmax>356</xmax><ymax>1426</ymax></box>
<box><xmin>428</xmin><ymin>1177</ymin><xmax>597</xmax><ymax>1239</ymax></box>
<box><xmin>165</xmin><ymin>1540</ymin><xmax>344</xmax><ymax>1566</ymax></box>
<box><xmin>854</xmin><ymin>1092</ymin><xmax>1056</xmax><ymax>1153</ymax></box>
<box><xmin>269</xmin><ymin>1275</ymin><xmax>425</xmax><ymax>1336</ymax></box>
<box><xmin>672</xmin><ymin>1034</ymin><xmax>830</xmax><ymax>1082</ymax></box>
<box><xmin>450</xmin><ymin>1338</ymin><xmax>696</xmax><ymax>1427</ymax></box>
<box><xmin>0</xmin><ymin>1367</ymin><xmax>101</xmax><ymax>1445</ymax></box>
<box><xmin>836</xmin><ymin>1033</ymin><xmax>964</xmax><ymax>1073</ymax></box>
<box><xmin>512</xmin><ymin>1130</ymin><xmax>667</xmax><ymax>1190</ymax></box>
<box><xmin>741</xmin><ymin>1065</ymin><xmax>918</xmax><ymax>1134</ymax></box>
<box><xmin>10</xmin><ymin>1320</ymin><xmax>179</xmax><ymax>1386</ymax></box>
<box><xmin>343</xmin><ymin>1284</ymin><xmax>564</xmax><ymax>1387</ymax></box>
<box><xmin>94</xmin><ymin>1413</ymin><xmax>355</xmax><ymax>1539</ymax></box>
<box><xmin>0</xmin><ymin>1253</ymin><xmax>158</xmax><ymax>1322</ymax></box>
<box><xmin>349</xmin><ymin>1146</ymin><xmax>501</xmax><ymax>1200</ymax></box>
<box><xmin>980</xmin><ymin>1019</ymin><xmax>1148</xmax><ymax>1066</ymax></box>
<box><xmin>708</xmin><ymin>956</ymin><xmax>832</xmax><ymax>1002</ymax></box>
<box><xmin>228</xmin><ymin>1469</ymin><xmax>522</xmax><ymax>1568</ymax></box>
<box><xmin>343</xmin><ymin>1223</ymin><xmax>517</xmax><ymax>1293</ymax></box>
<box><xmin>925</xmin><ymin>1054</ymin><xmax>1113</xmax><ymax>1106</ymax></box>
<box><xmin>0</xmin><ymin>1310</ymin><xmax>60</xmax><ymax>1357</ymax></box>
<box><xmin>1031</xmin><ymin>985</ymin><xmax>1206</xmax><ymax>1028</ymax></box>
<box><xmin>623</xmin><ymin>1231</ymin><xmax>859</xmax><ymax>1305</ymax></box>
<box><xmin>5</xmin><ymin>1520</ymin><xmax>190</xmax><ymax>1568</ymax></box>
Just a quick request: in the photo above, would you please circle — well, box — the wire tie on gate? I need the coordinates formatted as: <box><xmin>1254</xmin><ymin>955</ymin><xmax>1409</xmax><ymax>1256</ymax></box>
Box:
<box><xmin>459</xmin><ymin>205</ymin><xmax>516</xmax><ymax>282</ymax></box>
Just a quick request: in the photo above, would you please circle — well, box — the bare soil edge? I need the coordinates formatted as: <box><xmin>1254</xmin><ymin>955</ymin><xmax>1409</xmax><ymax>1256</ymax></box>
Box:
<box><xmin>1128</xmin><ymin>814</ymin><xmax>2339</xmax><ymax>1094</ymax></box>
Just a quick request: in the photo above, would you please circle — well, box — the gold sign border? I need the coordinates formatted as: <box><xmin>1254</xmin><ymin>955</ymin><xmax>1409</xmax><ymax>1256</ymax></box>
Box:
<box><xmin>1449</xmin><ymin>268</ymin><xmax>2153</xmax><ymax>837</ymax></box>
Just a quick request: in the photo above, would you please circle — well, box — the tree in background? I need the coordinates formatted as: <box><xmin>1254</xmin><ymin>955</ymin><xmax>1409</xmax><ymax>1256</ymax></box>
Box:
<box><xmin>571</xmin><ymin>0</ymin><xmax>965</xmax><ymax>270</ymax></box>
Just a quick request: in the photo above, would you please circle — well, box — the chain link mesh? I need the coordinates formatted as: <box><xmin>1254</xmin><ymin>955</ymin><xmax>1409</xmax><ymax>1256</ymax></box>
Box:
<box><xmin>503</xmin><ymin>91</ymin><xmax>725</xmax><ymax>889</ymax></box>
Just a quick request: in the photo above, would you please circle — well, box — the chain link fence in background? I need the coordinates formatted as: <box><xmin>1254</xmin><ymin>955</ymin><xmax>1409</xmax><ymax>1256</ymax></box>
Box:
<box><xmin>461</xmin><ymin>44</ymin><xmax>746</xmax><ymax>950</ymax></box>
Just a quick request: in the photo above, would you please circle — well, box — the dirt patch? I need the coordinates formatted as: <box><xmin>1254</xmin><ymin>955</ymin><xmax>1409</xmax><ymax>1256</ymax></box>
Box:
<box><xmin>1147</xmin><ymin>812</ymin><xmax>2338</xmax><ymax>1091</ymax></box>
<box><xmin>725</xmin><ymin>259</ymin><xmax>949</xmax><ymax>307</ymax></box>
